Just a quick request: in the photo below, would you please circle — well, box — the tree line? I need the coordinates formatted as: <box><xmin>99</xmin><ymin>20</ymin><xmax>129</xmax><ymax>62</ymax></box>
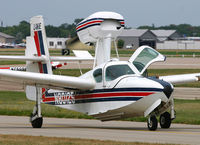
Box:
<box><xmin>0</xmin><ymin>18</ymin><xmax>83</xmax><ymax>43</ymax></box>
<box><xmin>1</xmin><ymin>19</ymin><xmax>200</xmax><ymax>43</ymax></box>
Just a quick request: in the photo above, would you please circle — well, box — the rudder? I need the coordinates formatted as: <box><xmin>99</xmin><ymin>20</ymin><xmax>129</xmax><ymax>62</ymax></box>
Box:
<box><xmin>25</xmin><ymin>15</ymin><xmax>52</xmax><ymax>101</ymax></box>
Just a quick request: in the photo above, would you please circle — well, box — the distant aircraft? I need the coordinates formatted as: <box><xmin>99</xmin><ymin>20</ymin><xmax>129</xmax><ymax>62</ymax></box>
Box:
<box><xmin>0</xmin><ymin>43</ymin><xmax>14</xmax><ymax>48</ymax></box>
<box><xmin>0</xmin><ymin>12</ymin><xmax>199</xmax><ymax>131</ymax></box>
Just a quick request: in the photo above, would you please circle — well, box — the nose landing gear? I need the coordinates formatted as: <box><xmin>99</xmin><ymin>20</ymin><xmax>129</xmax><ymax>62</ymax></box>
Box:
<box><xmin>147</xmin><ymin>112</ymin><xmax>172</xmax><ymax>131</ymax></box>
<box><xmin>147</xmin><ymin>115</ymin><xmax>158</xmax><ymax>131</ymax></box>
<box><xmin>159</xmin><ymin>112</ymin><xmax>171</xmax><ymax>129</ymax></box>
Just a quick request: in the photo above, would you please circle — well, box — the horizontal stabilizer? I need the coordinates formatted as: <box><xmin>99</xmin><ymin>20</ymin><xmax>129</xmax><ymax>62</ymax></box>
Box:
<box><xmin>73</xmin><ymin>50</ymin><xmax>93</xmax><ymax>59</ymax></box>
<box><xmin>50</xmin><ymin>50</ymin><xmax>94</xmax><ymax>61</ymax></box>
<box><xmin>0</xmin><ymin>69</ymin><xmax>95</xmax><ymax>90</ymax></box>
<box><xmin>0</xmin><ymin>56</ymin><xmax>46</xmax><ymax>62</ymax></box>
<box><xmin>50</xmin><ymin>56</ymin><xmax>94</xmax><ymax>61</ymax></box>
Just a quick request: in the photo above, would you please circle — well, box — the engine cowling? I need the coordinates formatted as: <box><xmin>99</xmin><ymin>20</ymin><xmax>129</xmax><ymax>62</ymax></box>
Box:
<box><xmin>76</xmin><ymin>11</ymin><xmax>124</xmax><ymax>44</ymax></box>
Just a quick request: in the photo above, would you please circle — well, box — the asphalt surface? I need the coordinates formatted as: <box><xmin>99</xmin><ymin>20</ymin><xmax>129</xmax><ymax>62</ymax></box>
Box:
<box><xmin>0</xmin><ymin>116</ymin><xmax>199</xmax><ymax>145</ymax></box>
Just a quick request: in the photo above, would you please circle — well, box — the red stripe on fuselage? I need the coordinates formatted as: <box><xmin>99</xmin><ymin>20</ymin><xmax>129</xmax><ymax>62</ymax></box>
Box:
<box><xmin>75</xmin><ymin>92</ymin><xmax>154</xmax><ymax>100</ymax></box>
<box><xmin>42</xmin><ymin>92</ymin><xmax>154</xmax><ymax>103</ymax></box>
<box><xmin>76</xmin><ymin>20</ymin><xmax>103</xmax><ymax>30</ymax></box>
<box><xmin>0</xmin><ymin>67</ymin><xmax>10</xmax><ymax>69</ymax></box>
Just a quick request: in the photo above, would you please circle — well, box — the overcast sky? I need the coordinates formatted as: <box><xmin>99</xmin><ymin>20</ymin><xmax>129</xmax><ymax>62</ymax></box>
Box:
<box><xmin>0</xmin><ymin>0</ymin><xmax>200</xmax><ymax>28</ymax></box>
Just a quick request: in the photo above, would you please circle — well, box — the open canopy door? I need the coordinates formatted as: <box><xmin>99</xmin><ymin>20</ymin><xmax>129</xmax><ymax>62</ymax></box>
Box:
<box><xmin>129</xmin><ymin>46</ymin><xmax>166</xmax><ymax>75</ymax></box>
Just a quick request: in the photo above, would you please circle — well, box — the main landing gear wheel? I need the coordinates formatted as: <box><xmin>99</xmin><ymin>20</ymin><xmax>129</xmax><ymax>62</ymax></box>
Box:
<box><xmin>160</xmin><ymin>112</ymin><xmax>171</xmax><ymax>129</ymax></box>
<box><xmin>147</xmin><ymin>115</ymin><xmax>158</xmax><ymax>131</ymax></box>
<box><xmin>30</xmin><ymin>113</ymin><xmax>43</xmax><ymax>128</ymax></box>
<box><xmin>30</xmin><ymin>87</ymin><xmax>43</xmax><ymax>128</ymax></box>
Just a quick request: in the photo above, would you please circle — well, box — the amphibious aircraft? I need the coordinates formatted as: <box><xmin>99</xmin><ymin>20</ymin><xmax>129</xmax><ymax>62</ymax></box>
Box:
<box><xmin>0</xmin><ymin>11</ymin><xmax>199</xmax><ymax>131</ymax></box>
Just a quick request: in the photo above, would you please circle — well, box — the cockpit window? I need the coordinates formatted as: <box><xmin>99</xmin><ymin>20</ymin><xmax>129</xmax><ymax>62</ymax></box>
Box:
<box><xmin>106</xmin><ymin>64</ymin><xmax>134</xmax><ymax>81</ymax></box>
<box><xmin>132</xmin><ymin>47</ymin><xmax>159</xmax><ymax>72</ymax></box>
<box><xmin>93</xmin><ymin>68</ymin><xmax>102</xmax><ymax>83</ymax></box>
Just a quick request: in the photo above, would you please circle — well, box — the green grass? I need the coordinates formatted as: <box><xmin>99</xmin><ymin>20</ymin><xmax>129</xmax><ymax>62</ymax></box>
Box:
<box><xmin>0</xmin><ymin>134</ymin><xmax>173</xmax><ymax>145</ymax></box>
<box><xmin>0</xmin><ymin>91</ymin><xmax>200</xmax><ymax>125</ymax></box>
<box><xmin>0</xmin><ymin>61</ymin><xmax>25</xmax><ymax>65</ymax></box>
<box><xmin>0</xmin><ymin>91</ymin><xmax>92</xmax><ymax>119</ymax></box>
<box><xmin>53</xmin><ymin>69</ymin><xmax>90</xmax><ymax>76</ymax></box>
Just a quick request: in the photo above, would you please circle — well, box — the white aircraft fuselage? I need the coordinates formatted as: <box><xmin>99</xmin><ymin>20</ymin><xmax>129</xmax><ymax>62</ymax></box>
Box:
<box><xmin>42</xmin><ymin>60</ymin><xmax>173</xmax><ymax>121</ymax></box>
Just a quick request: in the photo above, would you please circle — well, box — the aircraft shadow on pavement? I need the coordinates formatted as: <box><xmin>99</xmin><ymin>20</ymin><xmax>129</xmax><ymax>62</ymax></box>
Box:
<box><xmin>41</xmin><ymin>123</ymin><xmax>200</xmax><ymax>132</ymax></box>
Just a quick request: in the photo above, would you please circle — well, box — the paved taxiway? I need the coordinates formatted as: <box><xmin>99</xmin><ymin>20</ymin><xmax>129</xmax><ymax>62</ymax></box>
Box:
<box><xmin>0</xmin><ymin>116</ymin><xmax>200</xmax><ymax>145</ymax></box>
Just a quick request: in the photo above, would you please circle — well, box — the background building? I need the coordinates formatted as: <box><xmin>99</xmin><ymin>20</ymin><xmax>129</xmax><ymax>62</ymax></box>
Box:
<box><xmin>151</xmin><ymin>30</ymin><xmax>180</xmax><ymax>42</ymax></box>
<box><xmin>47</xmin><ymin>37</ymin><xmax>69</xmax><ymax>49</ymax></box>
<box><xmin>117</xmin><ymin>29</ymin><xmax>157</xmax><ymax>49</ymax></box>
<box><xmin>117</xmin><ymin>29</ymin><xmax>182</xmax><ymax>49</ymax></box>
<box><xmin>0</xmin><ymin>32</ymin><xmax>15</xmax><ymax>43</ymax></box>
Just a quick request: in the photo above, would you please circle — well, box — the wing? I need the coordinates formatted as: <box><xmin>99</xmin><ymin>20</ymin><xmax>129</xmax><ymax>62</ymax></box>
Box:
<box><xmin>158</xmin><ymin>73</ymin><xmax>200</xmax><ymax>84</ymax></box>
<box><xmin>0</xmin><ymin>55</ymin><xmax>45</xmax><ymax>62</ymax></box>
<box><xmin>0</xmin><ymin>69</ymin><xmax>95</xmax><ymax>90</ymax></box>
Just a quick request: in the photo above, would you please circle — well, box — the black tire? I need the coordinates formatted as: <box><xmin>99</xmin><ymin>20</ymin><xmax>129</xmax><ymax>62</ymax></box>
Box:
<box><xmin>30</xmin><ymin>114</ymin><xmax>43</xmax><ymax>128</ymax></box>
<box><xmin>160</xmin><ymin>112</ymin><xmax>171</xmax><ymax>129</ymax></box>
<box><xmin>147</xmin><ymin>115</ymin><xmax>158</xmax><ymax>131</ymax></box>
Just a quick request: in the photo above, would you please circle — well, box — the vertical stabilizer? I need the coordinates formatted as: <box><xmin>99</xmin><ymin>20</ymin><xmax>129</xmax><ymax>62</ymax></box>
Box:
<box><xmin>26</xmin><ymin>15</ymin><xmax>52</xmax><ymax>101</ymax></box>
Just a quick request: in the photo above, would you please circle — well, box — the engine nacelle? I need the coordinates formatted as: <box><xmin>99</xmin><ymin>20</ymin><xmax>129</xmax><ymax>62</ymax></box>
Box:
<box><xmin>76</xmin><ymin>11</ymin><xmax>124</xmax><ymax>44</ymax></box>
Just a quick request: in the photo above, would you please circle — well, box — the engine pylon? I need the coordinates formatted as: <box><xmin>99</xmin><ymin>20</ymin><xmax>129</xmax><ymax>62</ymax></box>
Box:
<box><xmin>76</xmin><ymin>11</ymin><xmax>124</xmax><ymax>66</ymax></box>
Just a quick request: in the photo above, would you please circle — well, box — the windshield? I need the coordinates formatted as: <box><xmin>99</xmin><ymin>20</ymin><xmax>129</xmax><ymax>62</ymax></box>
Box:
<box><xmin>106</xmin><ymin>64</ymin><xmax>135</xmax><ymax>81</ymax></box>
<box><xmin>132</xmin><ymin>47</ymin><xmax>159</xmax><ymax>72</ymax></box>
<box><xmin>93</xmin><ymin>68</ymin><xmax>102</xmax><ymax>83</ymax></box>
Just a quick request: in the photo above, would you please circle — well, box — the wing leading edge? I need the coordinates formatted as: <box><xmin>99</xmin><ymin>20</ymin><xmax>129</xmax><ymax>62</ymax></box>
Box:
<box><xmin>159</xmin><ymin>73</ymin><xmax>200</xmax><ymax>84</ymax></box>
<box><xmin>0</xmin><ymin>69</ymin><xmax>95</xmax><ymax>90</ymax></box>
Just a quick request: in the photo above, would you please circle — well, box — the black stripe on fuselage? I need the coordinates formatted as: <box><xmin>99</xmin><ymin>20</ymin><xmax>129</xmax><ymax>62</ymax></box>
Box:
<box><xmin>44</xmin><ymin>87</ymin><xmax>163</xmax><ymax>97</ymax></box>
<box><xmin>45</xmin><ymin>96</ymin><xmax>143</xmax><ymax>105</ymax></box>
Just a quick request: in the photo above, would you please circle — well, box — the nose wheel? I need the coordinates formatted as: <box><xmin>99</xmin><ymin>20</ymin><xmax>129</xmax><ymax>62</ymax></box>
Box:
<box><xmin>159</xmin><ymin>112</ymin><xmax>171</xmax><ymax>129</ymax></box>
<box><xmin>147</xmin><ymin>115</ymin><xmax>158</xmax><ymax>131</ymax></box>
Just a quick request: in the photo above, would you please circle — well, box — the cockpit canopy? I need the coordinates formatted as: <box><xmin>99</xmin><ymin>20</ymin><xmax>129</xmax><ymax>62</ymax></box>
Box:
<box><xmin>91</xmin><ymin>46</ymin><xmax>166</xmax><ymax>83</ymax></box>
<box><xmin>93</xmin><ymin>62</ymin><xmax>136</xmax><ymax>83</ymax></box>
<box><xmin>129</xmin><ymin>46</ymin><xmax>166</xmax><ymax>74</ymax></box>
<box><xmin>105</xmin><ymin>64</ymin><xmax>134</xmax><ymax>81</ymax></box>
